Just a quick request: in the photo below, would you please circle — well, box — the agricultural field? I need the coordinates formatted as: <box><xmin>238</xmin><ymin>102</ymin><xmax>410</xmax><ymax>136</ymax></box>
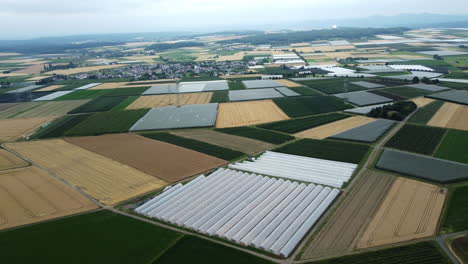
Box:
<box><xmin>126</xmin><ymin>92</ymin><xmax>213</xmax><ymax>110</ymax></box>
<box><xmin>111</xmin><ymin>96</ymin><xmax>139</xmax><ymax>111</ymax></box>
<box><xmin>306</xmin><ymin>242</ymin><xmax>451</xmax><ymax>264</ymax></box>
<box><xmin>385</xmin><ymin>124</ymin><xmax>447</xmax><ymax>155</ymax></box>
<box><xmin>295</xmin><ymin>116</ymin><xmax>375</xmax><ymax>140</ymax></box>
<box><xmin>335</xmin><ymin>90</ymin><xmax>393</xmax><ymax>106</ymax></box>
<box><xmin>171</xmin><ymin>129</ymin><xmax>273</xmax><ymax>154</ymax></box>
<box><xmin>66</xmin><ymin>109</ymin><xmax>149</xmax><ymax>136</ymax></box>
<box><xmin>142</xmin><ymin>132</ymin><xmax>245</xmax><ymax>161</ymax></box>
<box><xmin>44</xmin><ymin>64</ymin><xmax>125</xmax><ymax>75</ymax></box>
<box><xmin>301</xmin><ymin>170</ymin><xmax>395</xmax><ymax>260</ymax></box>
<box><xmin>288</xmin><ymin>86</ymin><xmax>322</xmax><ymax>96</ymax></box>
<box><xmin>0</xmin><ymin>102</ymin><xmax>44</xmax><ymax>119</ymax></box>
<box><xmin>0</xmin><ymin>116</ymin><xmax>56</xmax><ymax>143</ymax></box>
<box><xmin>377</xmin><ymin>86</ymin><xmax>434</xmax><ymax>99</ymax></box>
<box><xmin>451</xmin><ymin>235</ymin><xmax>468</xmax><ymax>264</ymax></box>
<box><xmin>31</xmin><ymin>114</ymin><xmax>92</xmax><ymax>139</ymax></box>
<box><xmin>428</xmin><ymin>102</ymin><xmax>468</xmax><ymax>131</ymax></box>
<box><xmin>0</xmin><ymin>149</ymin><xmax>28</xmax><ymax>170</ymax></box>
<box><xmin>35</xmin><ymin>85</ymin><xmax>65</xmax><ymax>92</ymax></box>
<box><xmin>0</xmin><ymin>103</ymin><xmax>19</xmax><ymax>112</ymax></box>
<box><xmin>297</xmin><ymin>78</ymin><xmax>366</xmax><ymax>94</ymax></box>
<box><xmin>66</xmin><ymin>133</ymin><xmax>227</xmax><ymax>183</ymax></box>
<box><xmin>0</xmin><ymin>210</ymin><xmax>183</xmax><ymax>264</ymax></box>
<box><xmin>275</xmin><ymin>79</ymin><xmax>302</xmax><ymax>87</ymax></box>
<box><xmin>273</xmin><ymin>96</ymin><xmax>352</xmax><ymax>118</ymax></box>
<box><xmin>0</xmin><ymin>166</ymin><xmax>98</xmax><ymax>230</ymax></box>
<box><xmin>69</xmin><ymin>96</ymin><xmax>127</xmax><ymax>114</ymax></box>
<box><xmin>209</xmin><ymin>90</ymin><xmax>229</xmax><ymax>103</ymax></box>
<box><xmin>412</xmin><ymin>97</ymin><xmax>434</xmax><ymax>108</ymax></box>
<box><xmin>330</xmin><ymin>119</ymin><xmax>396</xmax><ymax>143</ymax></box>
<box><xmin>88</xmin><ymin>82</ymin><xmax>129</xmax><ymax>89</ymax></box>
<box><xmin>54</xmin><ymin>89</ymin><xmax>112</xmax><ymax>100</ymax></box>
<box><xmin>441</xmin><ymin>184</ymin><xmax>468</xmax><ymax>233</ymax></box>
<box><xmin>216</xmin><ymin>126</ymin><xmax>295</xmax><ymax>144</ymax></box>
<box><xmin>5</xmin><ymin>139</ymin><xmax>166</xmax><ymax>205</ymax></box>
<box><xmin>258</xmin><ymin>113</ymin><xmax>350</xmax><ymax>134</ymax></box>
<box><xmin>357</xmin><ymin>178</ymin><xmax>446</xmax><ymax>249</ymax></box>
<box><xmin>14</xmin><ymin>100</ymin><xmax>89</xmax><ymax>117</ymax></box>
<box><xmin>216</xmin><ymin>100</ymin><xmax>289</xmax><ymax>128</ymax></box>
<box><xmin>408</xmin><ymin>100</ymin><xmax>444</xmax><ymax>124</ymax></box>
<box><xmin>435</xmin><ymin>130</ymin><xmax>468</xmax><ymax>164</ymax></box>
<box><xmin>274</xmin><ymin>139</ymin><xmax>370</xmax><ymax>164</ymax></box>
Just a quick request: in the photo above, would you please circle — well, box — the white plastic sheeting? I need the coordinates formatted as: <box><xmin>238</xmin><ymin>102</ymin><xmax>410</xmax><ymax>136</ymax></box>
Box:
<box><xmin>74</xmin><ymin>83</ymin><xmax>102</xmax><ymax>90</ymax></box>
<box><xmin>33</xmin><ymin>90</ymin><xmax>74</xmax><ymax>101</ymax></box>
<box><xmin>388</xmin><ymin>65</ymin><xmax>434</xmax><ymax>72</ymax></box>
<box><xmin>229</xmin><ymin>151</ymin><xmax>357</xmax><ymax>188</ymax></box>
<box><xmin>135</xmin><ymin>168</ymin><xmax>340</xmax><ymax>257</ymax></box>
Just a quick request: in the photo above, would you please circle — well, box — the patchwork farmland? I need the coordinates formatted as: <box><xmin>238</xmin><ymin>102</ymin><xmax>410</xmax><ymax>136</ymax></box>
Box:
<box><xmin>427</xmin><ymin>102</ymin><xmax>468</xmax><ymax>131</ymax></box>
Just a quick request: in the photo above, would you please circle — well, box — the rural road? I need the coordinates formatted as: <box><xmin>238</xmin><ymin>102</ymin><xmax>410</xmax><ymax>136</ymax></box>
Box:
<box><xmin>435</xmin><ymin>230</ymin><xmax>468</xmax><ymax>264</ymax></box>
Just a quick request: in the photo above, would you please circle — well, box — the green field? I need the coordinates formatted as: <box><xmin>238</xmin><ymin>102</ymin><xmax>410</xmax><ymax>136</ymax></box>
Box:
<box><xmin>289</xmin><ymin>86</ymin><xmax>322</xmax><ymax>96</ymax></box>
<box><xmin>369</xmin><ymin>89</ymin><xmax>406</xmax><ymax>101</ymax></box>
<box><xmin>111</xmin><ymin>96</ymin><xmax>139</xmax><ymax>111</ymax></box>
<box><xmin>442</xmin><ymin>184</ymin><xmax>468</xmax><ymax>233</ymax></box>
<box><xmin>274</xmin><ymin>139</ymin><xmax>369</xmax><ymax>164</ymax></box>
<box><xmin>385</xmin><ymin>124</ymin><xmax>446</xmax><ymax>155</ymax></box>
<box><xmin>297</xmin><ymin>79</ymin><xmax>366</xmax><ymax>94</ymax></box>
<box><xmin>210</xmin><ymin>90</ymin><xmax>229</xmax><ymax>103</ymax></box>
<box><xmin>30</xmin><ymin>114</ymin><xmax>92</xmax><ymax>139</ymax></box>
<box><xmin>258</xmin><ymin>113</ymin><xmax>350</xmax><ymax>134</ymax></box>
<box><xmin>435</xmin><ymin>130</ymin><xmax>468</xmax><ymax>164</ymax></box>
<box><xmin>216</xmin><ymin>127</ymin><xmax>295</xmax><ymax>144</ymax></box>
<box><xmin>55</xmin><ymin>89</ymin><xmax>111</xmax><ymax>100</ymax></box>
<box><xmin>228</xmin><ymin>80</ymin><xmax>246</xmax><ymax>90</ymax></box>
<box><xmin>378</xmin><ymin>87</ymin><xmax>434</xmax><ymax>99</ymax></box>
<box><xmin>408</xmin><ymin>100</ymin><xmax>445</xmax><ymax>124</ymax></box>
<box><xmin>0</xmin><ymin>210</ymin><xmax>182</xmax><ymax>264</ymax></box>
<box><xmin>69</xmin><ymin>96</ymin><xmax>128</xmax><ymax>114</ymax></box>
<box><xmin>273</xmin><ymin>96</ymin><xmax>351</xmax><ymax>118</ymax></box>
<box><xmin>439</xmin><ymin>81</ymin><xmax>468</xmax><ymax>90</ymax></box>
<box><xmin>140</xmin><ymin>132</ymin><xmax>245</xmax><ymax>161</ymax></box>
<box><xmin>103</xmin><ymin>86</ymin><xmax>150</xmax><ymax>97</ymax></box>
<box><xmin>154</xmin><ymin>236</ymin><xmax>274</xmax><ymax>264</ymax></box>
<box><xmin>306</xmin><ymin>242</ymin><xmax>451</xmax><ymax>264</ymax></box>
<box><xmin>65</xmin><ymin>109</ymin><xmax>148</xmax><ymax>136</ymax></box>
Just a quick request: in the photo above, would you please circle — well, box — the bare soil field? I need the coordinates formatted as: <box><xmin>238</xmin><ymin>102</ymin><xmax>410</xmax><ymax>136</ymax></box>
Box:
<box><xmin>0</xmin><ymin>102</ymin><xmax>44</xmax><ymax>119</ymax></box>
<box><xmin>5</xmin><ymin>139</ymin><xmax>167</xmax><ymax>205</ymax></box>
<box><xmin>300</xmin><ymin>170</ymin><xmax>395</xmax><ymax>260</ymax></box>
<box><xmin>295</xmin><ymin>116</ymin><xmax>375</xmax><ymax>140</ymax></box>
<box><xmin>0</xmin><ymin>116</ymin><xmax>56</xmax><ymax>143</ymax></box>
<box><xmin>0</xmin><ymin>149</ymin><xmax>28</xmax><ymax>171</ymax></box>
<box><xmin>428</xmin><ymin>102</ymin><xmax>468</xmax><ymax>131</ymax></box>
<box><xmin>15</xmin><ymin>100</ymin><xmax>89</xmax><ymax>118</ymax></box>
<box><xmin>216</xmin><ymin>100</ymin><xmax>289</xmax><ymax>128</ymax></box>
<box><xmin>171</xmin><ymin>129</ymin><xmax>274</xmax><ymax>154</ymax></box>
<box><xmin>126</xmin><ymin>93</ymin><xmax>213</xmax><ymax>110</ymax></box>
<box><xmin>35</xmin><ymin>85</ymin><xmax>65</xmax><ymax>92</ymax></box>
<box><xmin>0</xmin><ymin>166</ymin><xmax>98</xmax><ymax>231</ymax></box>
<box><xmin>412</xmin><ymin>98</ymin><xmax>434</xmax><ymax>108</ymax></box>
<box><xmin>65</xmin><ymin>133</ymin><xmax>227</xmax><ymax>183</ymax></box>
<box><xmin>275</xmin><ymin>79</ymin><xmax>303</xmax><ymax>87</ymax></box>
<box><xmin>357</xmin><ymin>177</ymin><xmax>446</xmax><ymax>249</ymax></box>
<box><xmin>89</xmin><ymin>82</ymin><xmax>129</xmax><ymax>90</ymax></box>
<box><xmin>44</xmin><ymin>65</ymin><xmax>125</xmax><ymax>75</ymax></box>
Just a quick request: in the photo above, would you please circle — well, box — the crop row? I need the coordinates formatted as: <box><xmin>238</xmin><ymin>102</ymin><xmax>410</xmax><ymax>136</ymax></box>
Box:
<box><xmin>259</xmin><ymin>113</ymin><xmax>350</xmax><ymax>134</ymax></box>
<box><xmin>385</xmin><ymin>124</ymin><xmax>446</xmax><ymax>155</ymax></box>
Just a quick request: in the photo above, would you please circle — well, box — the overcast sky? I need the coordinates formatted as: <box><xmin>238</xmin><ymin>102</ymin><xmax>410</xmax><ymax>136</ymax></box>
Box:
<box><xmin>1</xmin><ymin>0</ymin><xmax>467</xmax><ymax>39</ymax></box>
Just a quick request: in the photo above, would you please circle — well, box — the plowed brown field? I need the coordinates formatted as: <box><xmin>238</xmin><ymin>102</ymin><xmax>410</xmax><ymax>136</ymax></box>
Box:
<box><xmin>126</xmin><ymin>93</ymin><xmax>213</xmax><ymax>110</ymax></box>
<box><xmin>300</xmin><ymin>170</ymin><xmax>395</xmax><ymax>260</ymax></box>
<box><xmin>5</xmin><ymin>139</ymin><xmax>167</xmax><ymax>205</ymax></box>
<box><xmin>65</xmin><ymin>133</ymin><xmax>227</xmax><ymax>183</ymax></box>
<box><xmin>0</xmin><ymin>116</ymin><xmax>56</xmax><ymax>143</ymax></box>
<box><xmin>295</xmin><ymin>116</ymin><xmax>374</xmax><ymax>140</ymax></box>
<box><xmin>216</xmin><ymin>100</ymin><xmax>289</xmax><ymax>128</ymax></box>
<box><xmin>0</xmin><ymin>149</ymin><xmax>28</xmax><ymax>171</ymax></box>
<box><xmin>0</xmin><ymin>167</ymin><xmax>98</xmax><ymax>230</ymax></box>
<box><xmin>428</xmin><ymin>102</ymin><xmax>468</xmax><ymax>131</ymax></box>
<box><xmin>357</xmin><ymin>177</ymin><xmax>446</xmax><ymax>249</ymax></box>
<box><xmin>171</xmin><ymin>129</ymin><xmax>273</xmax><ymax>154</ymax></box>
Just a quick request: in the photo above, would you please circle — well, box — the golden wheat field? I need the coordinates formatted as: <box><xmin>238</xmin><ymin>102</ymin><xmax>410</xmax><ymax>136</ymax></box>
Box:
<box><xmin>357</xmin><ymin>178</ymin><xmax>446</xmax><ymax>249</ymax></box>
<box><xmin>0</xmin><ymin>149</ymin><xmax>28</xmax><ymax>171</ymax></box>
<box><xmin>412</xmin><ymin>98</ymin><xmax>434</xmax><ymax>108</ymax></box>
<box><xmin>35</xmin><ymin>85</ymin><xmax>65</xmax><ymax>92</ymax></box>
<box><xmin>216</xmin><ymin>100</ymin><xmax>289</xmax><ymax>128</ymax></box>
<box><xmin>0</xmin><ymin>166</ymin><xmax>98</xmax><ymax>230</ymax></box>
<box><xmin>428</xmin><ymin>102</ymin><xmax>468</xmax><ymax>131</ymax></box>
<box><xmin>0</xmin><ymin>116</ymin><xmax>56</xmax><ymax>143</ymax></box>
<box><xmin>275</xmin><ymin>79</ymin><xmax>303</xmax><ymax>87</ymax></box>
<box><xmin>295</xmin><ymin>116</ymin><xmax>375</xmax><ymax>140</ymax></box>
<box><xmin>126</xmin><ymin>93</ymin><xmax>213</xmax><ymax>110</ymax></box>
<box><xmin>89</xmin><ymin>82</ymin><xmax>129</xmax><ymax>90</ymax></box>
<box><xmin>5</xmin><ymin>140</ymin><xmax>167</xmax><ymax>205</ymax></box>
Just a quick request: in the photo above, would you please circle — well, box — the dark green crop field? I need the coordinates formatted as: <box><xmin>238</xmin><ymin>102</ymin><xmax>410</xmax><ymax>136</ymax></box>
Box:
<box><xmin>273</xmin><ymin>96</ymin><xmax>351</xmax><ymax>118</ymax></box>
<box><xmin>216</xmin><ymin>127</ymin><xmax>295</xmax><ymax>144</ymax></box>
<box><xmin>140</xmin><ymin>132</ymin><xmax>245</xmax><ymax>161</ymax></box>
<box><xmin>274</xmin><ymin>139</ymin><xmax>369</xmax><ymax>164</ymax></box>
<box><xmin>442</xmin><ymin>184</ymin><xmax>468</xmax><ymax>233</ymax></box>
<box><xmin>378</xmin><ymin>87</ymin><xmax>433</xmax><ymax>99</ymax></box>
<box><xmin>407</xmin><ymin>100</ymin><xmax>444</xmax><ymax>124</ymax></box>
<box><xmin>297</xmin><ymin>79</ymin><xmax>365</xmax><ymax>94</ymax></box>
<box><xmin>385</xmin><ymin>124</ymin><xmax>446</xmax><ymax>155</ymax></box>
<box><xmin>258</xmin><ymin>113</ymin><xmax>350</xmax><ymax>134</ymax></box>
<box><xmin>289</xmin><ymin>86</ymin><xmax>322</xmax><ymax>96</ymax></box>
<box><xmin>31</xmin><ymin>114</ymin><xmax>92</xmax><ymax>139</ymax></box>
<box><xmin>69</xmin><ymin>96</ymin><xmax>127</xmax><ymax>114</ymax></box>
<box><xmin>435</xmin><ymin>129</ymin><xmax>468</xmax><ymax>164</ymax></box>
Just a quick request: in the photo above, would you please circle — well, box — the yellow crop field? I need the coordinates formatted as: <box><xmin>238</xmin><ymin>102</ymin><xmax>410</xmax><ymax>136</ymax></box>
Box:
<box><xmin>216</xmin><ymin>52</ymin><xmax>246</xmax><ymax>61</ymax></box>
<box><xmin>275</xmin><ymin>79</ymin><xmax>302</xmax><ymax>87</ymax></box>
<box><xmin>0</xmin><ymin>166</ymin><xmax>98</xmax><ymax>230</ymax></box>
<box><xmin>126</xmin><ymin>93</ymin><xmax>213</xmax><ymax>110</ymax></box>
<box><xmin>428</xmin><ymin>102</ymin><xmax>468</xmax><ymax>131</ymax></box>
<box><xmin>0</xmin><ymin>149</ymin><xmax>28</xmax><ymax>171</ymax></box>
<box><xmin>412</xmin><ymin>98</ymin><xmax>434</xmax><ymax>108</ymax></box>
<box><xmin>44</xmin><ymin>65</ymin><xmax>125</xmax><ymax>75</ymax></box>
<box><xmin>216</xmin><ymin>100</ymin><xmax>289</xmax><ymax>128</ymax></box>
<box><xmin>0</xmin><ymin>116</ymin><xmax>56</xmax><ymax>143</ymax></box>
<box><xmin>35</xmin><ymin>85</ymin><xmax>65</xmax><ymax>92</ymax></box>
<box><xmin>292</xmin><ymin>45</ymin><xmax>355</xmax><ymax>53</ymax></box>
<box><xmin>5</xmin><ymin>140</ymin><xmax>167</xmax><ymax>205</ymax></box>
<box><xmin>295</xmin><ymin>116</ymin><xmax>375</xmax><ymax>139</ymax></box>
<box><xmin>14</xmin><ymin>100</ymin><xmax>89</xmax><ymax>118</ymax></box>
<box><xmin>89</xmin><ymin>82</ymin><xmax>129</xmax><ymax>90</ymax></box>
<box><xmin>358</xmin><ymin>178</ymin><xmax>446</xmax><ymax>249</ymax></box>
